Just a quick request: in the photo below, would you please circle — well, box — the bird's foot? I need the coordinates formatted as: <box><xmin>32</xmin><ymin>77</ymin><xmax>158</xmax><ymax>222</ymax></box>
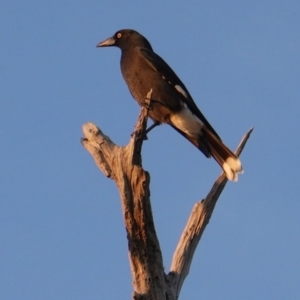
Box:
<box><xmin>142</xmin><ymin>98</ymin><xmax>166</xmax><ymax>110</ymax></box>
<box><xmin>143</xmin><ymin>88</ymin><xmax>153</xmax><ymax>110</ymax></box>
<box><xmin>141</xmin><ymin>100</ymin><xmax>153</xmax><ymax>111</ymax></box>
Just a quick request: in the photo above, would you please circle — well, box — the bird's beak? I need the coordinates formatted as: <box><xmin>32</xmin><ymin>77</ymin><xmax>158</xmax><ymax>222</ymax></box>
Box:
<box><xmin>96</xmin><ymin>36</ymin><xmax>116</xmax><ymax>47</ymax></box>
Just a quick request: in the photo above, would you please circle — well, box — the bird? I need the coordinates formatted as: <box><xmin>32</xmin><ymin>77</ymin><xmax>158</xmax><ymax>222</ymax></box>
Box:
<box><xmin>97</xmin><ymin>29</ymin><xmax>243</xmax><ymax>181</ymax></box>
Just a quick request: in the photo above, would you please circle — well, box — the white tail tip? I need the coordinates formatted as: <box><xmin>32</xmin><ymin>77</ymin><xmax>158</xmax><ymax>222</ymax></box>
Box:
<box><xmin>222</xmin><ymin>157</ymin><xmax>243</xmax><ymax>182</ymax></box>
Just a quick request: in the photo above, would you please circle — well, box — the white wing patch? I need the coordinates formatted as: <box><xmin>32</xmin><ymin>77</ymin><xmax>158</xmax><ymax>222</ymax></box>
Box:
<box><xmin>175</xmin><ymin>85</ymin><xmax>188</xmax><ymax>99</ymax></box>
<box><xmin>170</xmin><ymin>104</ymin><xmax>203</xmax><ymax>138</ymax></box>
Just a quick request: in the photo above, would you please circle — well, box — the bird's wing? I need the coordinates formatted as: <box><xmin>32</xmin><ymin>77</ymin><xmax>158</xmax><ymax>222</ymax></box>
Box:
<box><xmin>140</xmin><ymin>47</ymin><xmax>220</xmax><ymax>139</ymax></box>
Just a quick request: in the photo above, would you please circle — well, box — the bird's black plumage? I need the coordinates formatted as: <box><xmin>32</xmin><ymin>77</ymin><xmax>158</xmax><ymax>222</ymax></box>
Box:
<box><xmin>97</xmin><ymin>29</ymin><xmax>243</xmax><ymax>181</ymax></box>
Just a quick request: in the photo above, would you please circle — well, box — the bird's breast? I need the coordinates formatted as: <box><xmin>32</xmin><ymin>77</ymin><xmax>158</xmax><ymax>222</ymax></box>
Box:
<box><xmin>120</xmin><ymin>50</ymin><xmax>182</xmax><ymax>123</ymax></box>
<box><xmin>121</xmin><ymin>52</ymin><xmax>154</xmax><ymax>100</ymax></box>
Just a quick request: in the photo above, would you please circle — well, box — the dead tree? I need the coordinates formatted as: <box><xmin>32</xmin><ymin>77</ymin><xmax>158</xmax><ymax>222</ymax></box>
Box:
<box><xmin>81</xmin><ymin>90</ymin><xmax>253</xmax><ymax>300</ymax></box>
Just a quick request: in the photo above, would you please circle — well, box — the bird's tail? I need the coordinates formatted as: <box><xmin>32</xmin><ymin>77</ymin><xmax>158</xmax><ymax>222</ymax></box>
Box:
<box><xmin>202</xmin><ymin>127</ymin><xmax>243</xmax><ymax>181</ymax></box>
<box><xmin>170</xmin><ymin>123</ymin><xmax>243</xmax><ymax>181</ymax></box>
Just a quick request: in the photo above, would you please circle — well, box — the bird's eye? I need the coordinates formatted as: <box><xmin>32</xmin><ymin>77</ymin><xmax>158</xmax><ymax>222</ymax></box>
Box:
<box><xmin>116</xmin><ymin>32</ymin><xmax>122</xmax><ymax>38</ymax></box>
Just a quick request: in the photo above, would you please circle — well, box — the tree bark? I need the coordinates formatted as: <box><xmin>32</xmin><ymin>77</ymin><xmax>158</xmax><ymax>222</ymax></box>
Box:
<box><xmin>81</xmin><ymin>96</ymin><xmax>253</xmax><ymax>299</ymax></box>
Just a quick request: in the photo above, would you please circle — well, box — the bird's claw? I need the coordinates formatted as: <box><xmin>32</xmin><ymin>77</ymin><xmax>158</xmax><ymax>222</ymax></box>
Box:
<box><xmin>142</xmin><ymin>100</ymin><xmax>153</xmax><ymax>111</ymax></box>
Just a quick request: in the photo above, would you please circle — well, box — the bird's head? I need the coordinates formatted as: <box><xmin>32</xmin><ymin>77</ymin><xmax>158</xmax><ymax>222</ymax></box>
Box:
<box><xmin>97</xmin><ymin>29</ymin><xmax>153</xmax><ymax>51</ymax></box>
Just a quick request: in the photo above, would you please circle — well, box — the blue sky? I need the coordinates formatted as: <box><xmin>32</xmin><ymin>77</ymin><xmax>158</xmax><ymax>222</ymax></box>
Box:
<box><xmin>1</xmin><ymin>1</ymin><xmax>300</xmax><ymax>299</ymax></box>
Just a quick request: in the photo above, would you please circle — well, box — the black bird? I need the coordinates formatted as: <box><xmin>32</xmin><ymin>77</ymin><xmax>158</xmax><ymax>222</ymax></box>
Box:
<box><xmin>97</xmin><ymin>29</ymin><xmax>243</xmax><ymax>181</ymax></box>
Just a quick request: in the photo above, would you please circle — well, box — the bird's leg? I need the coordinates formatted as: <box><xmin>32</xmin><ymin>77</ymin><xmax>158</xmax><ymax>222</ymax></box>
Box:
<box><xmin>141</xmin><ymin>121</ymin><xmax>159</xmax><ymax>140</ymax></box>
<box><xmin>141</xmin><ymin>101</ymin><xmax>153</xmax><ymax>110</ymax></box>
<box><xmin>131</xmin><ymin>89</ymin><xmax>155</xmax><ymax>139</ymax></box>
<box><xmin>142</xmin><ymin>89</ymin><xmax>158</xmax><ymax>140</ymax></box>
<box><xmin>132</xmin><ymin>89</ymin><xmax>162</xmax><ymax>139</ymax></box>
<box><xmin>141</xmin><ymin>99</ymin><xmax>165</xmax><ymax>110</ymax></box>
<box><xmin>145</xmin><ymin>121</ymin><xmax>159</xmax><ymax>134</ymax></box>
<box><xmin>142</xmin><ymin>90</ymin><xmax>154</xmax><ymax>111</ymax></box>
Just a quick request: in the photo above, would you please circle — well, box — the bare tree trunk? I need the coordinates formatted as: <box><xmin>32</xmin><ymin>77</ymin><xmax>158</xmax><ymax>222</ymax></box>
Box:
<box><xmin>81</xmin><ymin>95</ymin><xmax>253</xmax><ymax>299</ymax></box>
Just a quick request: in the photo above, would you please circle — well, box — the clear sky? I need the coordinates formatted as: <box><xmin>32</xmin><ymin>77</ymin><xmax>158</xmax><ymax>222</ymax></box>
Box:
<box><xmin>1</xmin><ymin>1</ymin><xmax>300</xmax><ymax>299</ymax></box>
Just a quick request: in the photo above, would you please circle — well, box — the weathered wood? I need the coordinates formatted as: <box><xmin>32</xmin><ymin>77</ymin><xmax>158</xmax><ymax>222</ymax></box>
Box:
<box><xmin>168</xmin><ymin>128</ymin><xmax>253</xmax><ymax>297</ymax></box>
<box><xmin>82</xmin><ymin>91</ymin><xmax>167</xmax><ymax>300</ymax></box>
<box><xmin>82</xmin><ymin>93</ymin><xmax>253</xmax><ymax>299</ymax></box>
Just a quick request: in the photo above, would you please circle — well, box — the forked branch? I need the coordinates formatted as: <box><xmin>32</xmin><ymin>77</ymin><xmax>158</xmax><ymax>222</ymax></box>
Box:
<box><xmin>81</xmin><ymin>90</ymin><xmax>253</xmax><ymax>299</ymax></box>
